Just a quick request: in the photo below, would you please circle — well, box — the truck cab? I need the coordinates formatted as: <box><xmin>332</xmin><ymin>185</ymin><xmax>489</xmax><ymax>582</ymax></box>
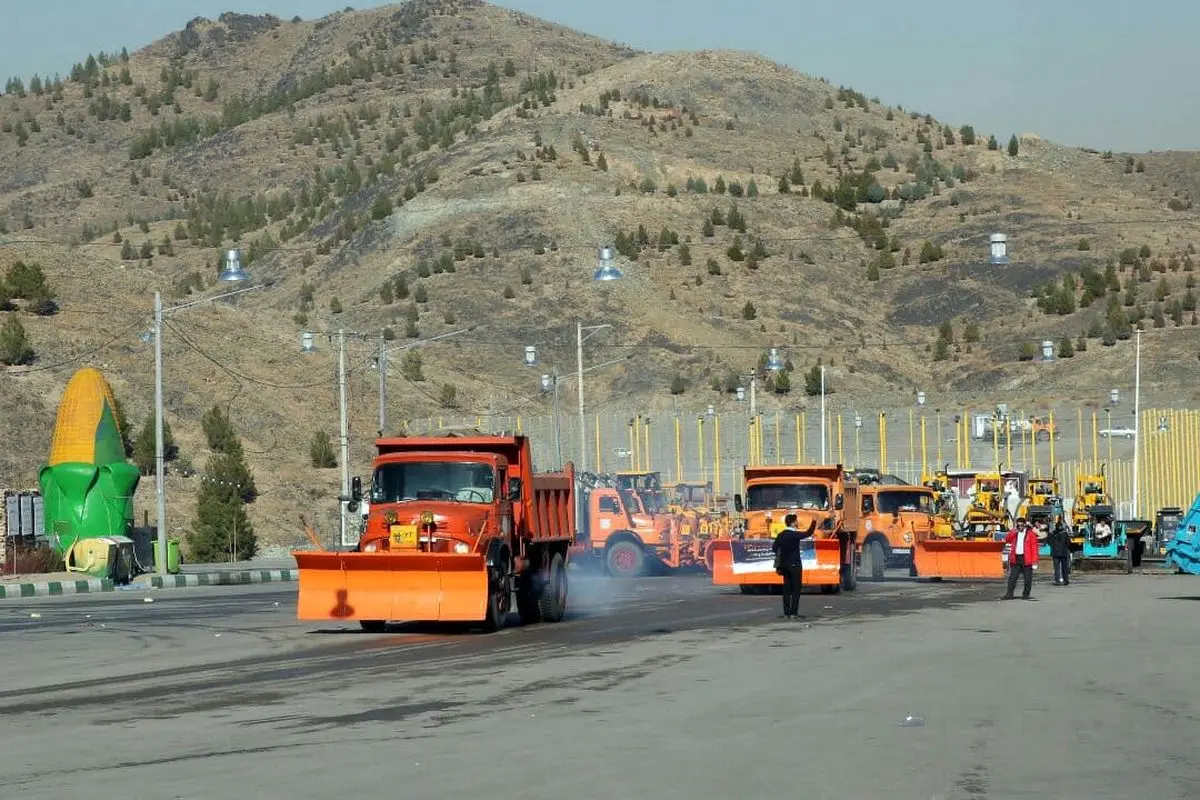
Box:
<box><xmin>854</xmin><ymin>484</ymin><xmax>936</xmax><ymax>579</ymax></box>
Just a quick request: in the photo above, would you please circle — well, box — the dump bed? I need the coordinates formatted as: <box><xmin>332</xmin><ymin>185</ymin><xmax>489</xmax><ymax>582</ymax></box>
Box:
<box><xmin>528</xmin><ymin>466</ymin><xmax>575</xmax><ymax>543</ymax></box>
<box><xmin>744</xmin><ymin>464</ymin><xmax>845</xmax><ymax>486</ymax></box>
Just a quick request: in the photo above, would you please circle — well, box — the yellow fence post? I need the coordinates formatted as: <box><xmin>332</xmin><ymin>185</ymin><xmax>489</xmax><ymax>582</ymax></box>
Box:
<box><xmin>908</xmin><ymin>408</ymin><xmax>915</xmax><ymax>474</ymax></box>
<box><xmin>674</xmin><ymin>416</ymin><xmax>682</xmax><ymax>482</ymax></box>
<box><xmin>713</xmin><ymin>415</ymin><xmax>722</xmax><ymax>495</ymax></box>
<box><xmin>838</xmin><ymin>414</ymin><xmax>845</xmax><ymax>466</ymax></box>
<box><xmin>775</xmin><ymin>411</ymin><xmax>782</xmax><ymax>465</ymax></box>
<box><xmin>643</xmin><ymin>418</ymin><xmax>652</xmax><ymax>472</ymax></box>
<box><xmin>697</xmin><ymin>416</ymin><xmax>706</xmax><ymax>484</ymax></box>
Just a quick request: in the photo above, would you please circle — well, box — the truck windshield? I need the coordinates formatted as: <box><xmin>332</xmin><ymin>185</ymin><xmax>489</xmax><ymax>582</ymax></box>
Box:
<box><xmin>371</xmin><ymin>461</ymin><xmax>495</xmax><ymax>504</ymax></box>
<box><xmin>875</xmin><ymin>491</ymin><xmax>933</xmax><ymax>514</ymax></box>
<box><xmin>746</xmin><ymin>483</ymin><xmax>828</xmax><ymax>511</ymax></box>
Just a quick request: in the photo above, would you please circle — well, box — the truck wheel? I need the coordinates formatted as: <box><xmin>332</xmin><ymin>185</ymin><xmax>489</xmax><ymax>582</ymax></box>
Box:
<box><xmin>360</xmin><ymin>620</ymin><xmax>386</xmax><ymax>633</ymax></box>
<box><xmin>606</xmin><ymin>540</ymin><xmax>644</xmax><ymax>578</ymax></box>
<box><xmin>538</xmin><ymin>553</ymin><xmax>568</xmax><ymax>623</ymax></box>
<box><xmin>481</xmin><ymin>546</ymin><xmax>512</xmax><ymax>632</ymax></box>
<box><xmin>841</xmin><ymin>561</ymin><xmax>857</xmax><ymax>592</ymax></box>
<box><xmin>516</xmin><ymin>573</ymin><xmax>542</xmax><ymax>625</ymax></box>
<box><xmin>863</xmin><ymin>540</ymin><xmax>886</xmax><ymax>581</ymax></box>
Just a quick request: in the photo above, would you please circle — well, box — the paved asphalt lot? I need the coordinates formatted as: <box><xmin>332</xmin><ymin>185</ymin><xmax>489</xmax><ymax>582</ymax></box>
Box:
<box><xmin>1</xmin><ymin>567</ymin><xmax>1197</xmax><ymax>799</ymax></box>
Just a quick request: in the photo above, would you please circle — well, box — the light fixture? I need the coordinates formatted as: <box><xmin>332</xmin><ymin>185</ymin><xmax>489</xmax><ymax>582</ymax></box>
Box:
<box><xmin>524</xmin><ymin>345</ymin><xmax>537</xmax><ymax>366</ymax></box>
<box><xmin>300</xmin><ymin>331</ymin><xmax>315</xmax><ymax>353</ymax></box>
<box><xmin>855</xmin><ymin>414</ymin><xmax>863</xmax><ymax>429</ymax></box>
<box><xmin>218</xmin><ymin>248</ymin><xmax>248</xmax><ymax>282</ymax></box>
<box><xmin>766</xmin><ymin>347</ymin><xmax>784</xmax><ymax>372</ymax></box>
<box><xmin>593</xmin><ymin>245</ymin><xmax>623</xmax><ymax>281</ymax></box>
<box><xmin>989</xmin><ymin>233</ymin><xmax>1009</xmax><ymax>265</ymax></box>
<box><xmin>735</xmin><ymin>386</ymin><xmax>746</xmax><ymax>402</ymax></box>
<box><xmin>1109</xmin><ymin>388</ymin><xmax>1120</xmax><ymax>405</ymax></box>
<box><xmin>916</xmin><ymin>391</ymin><xmax>926</xmax><ymax>406</ymax></box>
<box><xmin>541</xmin><ymin>373</ymin><xmax>552</xmax><ymax>391</ymax></box>
<box><xmin>706</xmin><ymin>404</ymin><xmax>715</xmax><ymax>417</ymax></box>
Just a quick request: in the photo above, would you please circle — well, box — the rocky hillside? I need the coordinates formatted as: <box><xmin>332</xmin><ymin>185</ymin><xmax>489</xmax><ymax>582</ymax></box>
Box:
<box><xmin>0</xmin><ymin>0</ymin><xmax>1195</xmax><ymax>546</ymax></box>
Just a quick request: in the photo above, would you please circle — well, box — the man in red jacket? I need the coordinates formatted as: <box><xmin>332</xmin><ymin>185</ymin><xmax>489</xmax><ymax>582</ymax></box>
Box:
<box><xmin>1002</xmin><ymin>517</ymin><xmax>1039</xmax><ymax>600</ymax></box>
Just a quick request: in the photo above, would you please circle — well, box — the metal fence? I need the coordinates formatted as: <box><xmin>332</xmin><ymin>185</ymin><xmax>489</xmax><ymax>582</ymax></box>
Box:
<box><xmin>398</xmin><ymin>407</ymin><xmax>1200</xmax><ymax>519</ymax></box>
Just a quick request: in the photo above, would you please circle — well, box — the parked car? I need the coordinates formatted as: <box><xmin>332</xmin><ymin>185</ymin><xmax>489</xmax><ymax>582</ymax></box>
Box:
<box><xmin>1099</xmin><ymin>427</ymin><xmax>1136</xmax><ymax>439</ymax></box>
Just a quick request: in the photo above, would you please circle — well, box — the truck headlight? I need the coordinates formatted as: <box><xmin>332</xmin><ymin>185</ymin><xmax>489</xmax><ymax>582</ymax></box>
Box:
<box><xmin>363</xmin><ymin>541</ymin><xmax>378</xmax><ymax>552</ymax></box>
<box><xmin>454</xmin><ymin>541</ymin><xmax>470</xmax><ymax>554</ymax></box>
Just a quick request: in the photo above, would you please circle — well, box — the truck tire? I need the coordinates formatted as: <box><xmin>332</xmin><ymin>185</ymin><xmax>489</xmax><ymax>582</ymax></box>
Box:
<box><xmin>606</xmin><ymin>540</ymin><xmax>644</xmax><ymax>579</ymax></box>
<box><xmin>863</xmin><ymin>540</ymin><xmax>886</xmax><ymax>581</ymax></box>
<box><xmin>481</xmin><ymin>544</ymin><xmax>512</xmax><ymax>632</ymax></box>
<box><xmin>360</xmin><ymin>620</ymin><xmax>386</xmax><ymax>633</ymax></box>
<box><xmin>516</xmin><ymin>573</ymin><xmax>542</xmax><ymax>625</ymax></box>
<box><xmin>538</xmin><ymin>553</ymin><xmax>568</xmax><ymax>623</ymax></box>
<box><xmin>841</xmin><ymin>561</ymin><xmax>857</xmax><ymax>592</ymax></box>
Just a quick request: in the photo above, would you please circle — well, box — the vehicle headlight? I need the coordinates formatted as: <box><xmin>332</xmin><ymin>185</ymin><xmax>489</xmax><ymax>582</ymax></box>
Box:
<box><xmin>363</xmin><ymin>542</ymin><xmax>378</xmax><ymax>552</ymax></box>
<box><xmin>420</xmin><ymin>510</ymin><xmax>435</xmax><ymax>525</ymax></box>
<box><xmin>454</xmin><ymin>541</ymin><xmax>470</xmax><ymax>554</ymax></box>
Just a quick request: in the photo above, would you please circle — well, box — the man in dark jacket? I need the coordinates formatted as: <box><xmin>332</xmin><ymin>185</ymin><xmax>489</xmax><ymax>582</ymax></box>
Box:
<box><xmin>772</xmin><ymin>514</ymin><xmax>813</xmax><ymax>618</ymax></box>
<box><xmin>1049</xmin><ymin>520</ymin><xmax>1072</xmax><ymax>586</ymax></box>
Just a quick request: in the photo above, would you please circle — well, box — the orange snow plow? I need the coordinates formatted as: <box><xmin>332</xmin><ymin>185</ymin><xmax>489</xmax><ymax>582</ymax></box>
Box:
<box><xmin>912</xmin><ymin>539</ymin><xmax>1006</xmax><ymax>580</ymax></box>
<box><xmin>294</xmin><ymin>433</ymin><xmax>575</xmax><ymax>632</ymax></box>
<box><xmin>707</xmin><ymin>537</ymin><xmax>844</xmax><ymax>591</ymax></box>
<box><xmin>295</xmin><ymin>550</ymin><xmax>491</xmax><ymax>623</ymax></box>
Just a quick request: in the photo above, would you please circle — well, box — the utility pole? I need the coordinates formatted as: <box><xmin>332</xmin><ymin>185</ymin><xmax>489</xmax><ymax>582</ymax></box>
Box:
<box><xmin>377</xmin><ymin>333</ymin><xmax>387</xmax><ymax>437</ymax></box>
<box><xmin>749</xmin><ymin>375</ymin><xmax>757</xmax><ymax>416</ymax></box>
<box><xmin>551</xmin><ymin>368</ymin><xmax>563</xmax><ymax>468</ymax></box>
<box><xmin>1132</xmin><ymin>328</ymin><xmax>1142</xmax><ymax>517</ymax></box>
<box><xmin>576</xmin><ymin>321</ymin><xmax>586</xmax><ymax>471</ymax></box>
<box><xmin>337</xmin><ymin>328</ymin><xmax>350</xmax><ymax>548</ymax></box>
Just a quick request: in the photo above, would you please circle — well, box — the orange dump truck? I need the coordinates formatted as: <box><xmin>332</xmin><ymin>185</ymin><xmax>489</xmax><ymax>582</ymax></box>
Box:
<box><xmin>294</xmin><ymin>434</ymin><xmax>575</xmax><ymax>632</ymax></box>
<box><xmin>572</xmin><ymin>471</ymin><xmax>707</xmax><ymax>578</ymax></box>
<box><xmin>706</xmin><ymin>465</ymin><xmax>859</xmax><ymax>594</ymax></box>
<box><xmin>852</xmin><ymin>483</ymin><xmax>938</xmax><ymax>580</ymax></box>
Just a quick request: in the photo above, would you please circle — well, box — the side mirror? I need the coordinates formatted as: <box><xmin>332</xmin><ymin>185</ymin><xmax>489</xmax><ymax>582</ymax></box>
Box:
<box><xmin>733</xmin><ymin>494</ymin><xmax>743</xmax><ymax>513</ymax></box>
<box><xmin>508</xmin><ymin>477</ymin><xmax>522</xmax><ymax>502</ymax></box>
<box><xmin>351</xmin><ymin>476</ymin><xmax>363</xmax><ymax>502</ymax></box>
<box><xmin>834</xmin><ymin>494</ymin><xmax>844</xmax><ymax>510</ymax></box>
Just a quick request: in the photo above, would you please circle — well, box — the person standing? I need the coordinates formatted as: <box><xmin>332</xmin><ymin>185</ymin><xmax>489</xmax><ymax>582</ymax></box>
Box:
<box><xmin>1002</xmin><ymin>517</ymin><xmax>1039</xmax><ymax>600</ymax></box>
<box><xmin>1049</xmin><ymin>520</ymin><xmax>1072</xmax><ymax>586</ymax></box>
<box><xmin>772</xmin><ymin>514</ymin><xmax>811</xmax><ymax>619</ymax></box>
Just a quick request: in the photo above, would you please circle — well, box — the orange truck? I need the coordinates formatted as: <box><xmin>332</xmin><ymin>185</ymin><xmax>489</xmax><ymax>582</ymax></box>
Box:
<box><xmin>852</xmin><ymin>483</ymin><xmax>938</xmax><ymax>580</ymax></box>
<box><xmin>294</xmin><ymin>434</ymin><xmax>575</xmax><ymax>632</ymax></box>
<box><xmin>572</xmin><ymin>471</ymin><xmax>707</xmax><ymax>578</ymax></box>
<box><xmin>706</xmin><ymin>465</ymin><xmax>859</xmax><ymax>594</ymax></box>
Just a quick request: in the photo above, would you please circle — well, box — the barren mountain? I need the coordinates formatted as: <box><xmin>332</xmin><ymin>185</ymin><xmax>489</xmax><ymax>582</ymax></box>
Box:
<box><xmin>0</xmin><ymin>0</ymin><xmax>1195</xmax><ymax>549</ymax></box>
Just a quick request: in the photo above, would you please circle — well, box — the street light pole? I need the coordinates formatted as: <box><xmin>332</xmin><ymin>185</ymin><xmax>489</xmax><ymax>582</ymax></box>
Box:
<box><xmin>819</xmin><ymin>365</ymin><xmax>827</xmax><ymax>463</ymax></box>
<box><xmin>153</xmin><ymin>291</ymin><xmax>166</xmax><ymax>576</ymax></box>
<box><xmin>1132</xmin><ymin>328</ymin><xmax>1142</xmax><ymax>517</ymax></box>
<box><xmin>152</xmin><ymin>257</ymin><xmax>258</xmax><ymax>575</ymax></box>
<box><xmin>551</xmin><ymin>369</ymin><xmax>563</xmax><ymax>468</ymax></box>
<box><xmin>337</xmin><ymin>328</ymin><xmax>350</xmax><ymax>548</ymax></box>
<box><xmin>377</xmin><ymin>334</ymin><xmax>386</xmax><ymax>437</ymax></box>
<box><xmin>576</xmin><ymin>322</ymin><xmax>586</xmax><ymax>470</ymax></box>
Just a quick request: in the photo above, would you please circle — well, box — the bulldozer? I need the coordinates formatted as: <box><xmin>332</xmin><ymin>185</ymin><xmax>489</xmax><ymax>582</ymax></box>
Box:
<box><xmin>1018</xmin><ymin>474</ymin><xmax>1066</xmax><ymax>557</ymax></box>
<box><xmin>921</xmin><ymin>468</ymin><xmax>960</xmax><ymax>539</ymax></box>
<box><xmin>911</xmin><ymin>468</ymin><xmax>1007</xmax><ymax>580</ymax></box>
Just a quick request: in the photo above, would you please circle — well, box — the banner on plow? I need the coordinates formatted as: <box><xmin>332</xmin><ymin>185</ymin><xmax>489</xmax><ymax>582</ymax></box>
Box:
<box><xmin>729</xmin><ymin>538</ymin><xmax>831</xmax><ymax>575</ymax></box>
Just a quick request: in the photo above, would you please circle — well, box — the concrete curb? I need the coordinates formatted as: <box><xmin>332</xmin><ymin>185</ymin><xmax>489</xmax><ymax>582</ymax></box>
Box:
<box><xmin>0</xmin><ymin>569</ymin><xmax>297</xmax><ymax>600</ymax></box>
<box><xmin>146</xmin><ymin>569</ymin><xmax>297</xmax><ymax>589</ymax></box>
<box><xmin>0</xmin><ymin>578</ymin><xmax>114</xmax><ymax>599</ymax></box>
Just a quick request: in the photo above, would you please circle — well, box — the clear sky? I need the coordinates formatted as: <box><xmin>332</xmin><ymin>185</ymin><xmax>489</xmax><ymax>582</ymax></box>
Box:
<box><xmin>1</xmin><ymin>0</ymin><xmax>1195</xmax><ymax>153</ymax></box>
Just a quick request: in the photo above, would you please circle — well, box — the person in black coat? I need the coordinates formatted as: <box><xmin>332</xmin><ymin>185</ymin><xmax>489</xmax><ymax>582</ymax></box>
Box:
<box><xmin>1049</xmin><ymin>519</ymin><xmax>1072</xmax><ymax>586</ymax></box>
<box><xmin>772</xmin><ymin>514</ymin><xmax>814</xmax><ymax>618</ymax></box>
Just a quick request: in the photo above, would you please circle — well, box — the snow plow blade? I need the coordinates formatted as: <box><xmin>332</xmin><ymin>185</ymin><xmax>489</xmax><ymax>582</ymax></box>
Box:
<box><xmin>706</xmin><ymin>538</ymin><xmax>842</xmax><ymax>588</ymax></box>
<box><xmin>294</xmin><ymin>551</ymin><xmax>489</xmax><ymax>624</ymax></box>
<box><xmin>913</xmin><ymin>540</ymin><xmax>1006</xmax><ymax>579</ymax></box>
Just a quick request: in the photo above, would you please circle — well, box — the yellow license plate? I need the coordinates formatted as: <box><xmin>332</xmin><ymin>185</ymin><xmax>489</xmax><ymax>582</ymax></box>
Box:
<box><xmin>389</xmin><ymin>524</ymin><xmax>418</xmax><ymax>548</ymax></box>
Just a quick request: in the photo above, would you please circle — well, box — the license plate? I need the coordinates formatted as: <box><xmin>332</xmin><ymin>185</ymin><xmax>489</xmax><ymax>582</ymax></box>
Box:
<box><xmin>389</xmin><ymin>524</ymin><xmax>418</xmax><ymax>548</ymax></box>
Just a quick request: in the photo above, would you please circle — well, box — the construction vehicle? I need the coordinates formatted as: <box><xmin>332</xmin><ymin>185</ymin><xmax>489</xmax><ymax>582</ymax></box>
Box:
<box><xmin>1017</xmin><ymin>474</ymin><xmax>1066</xmax><ymax>557</ymax></box>
<box><xmin>964</xmin><ymin>472</ymin><xmax>1010</xmax><ymax>535</ymax></box>
<box><xmin>921</xmin><ymin>468</ymin><xmax>961</xmax><ymax>539</ymax></box>
<box><xmin>664</xmin><ymin>480</ymin><xmax>736</xmax><ymax>550</ymax></box>
<box><xmin>707</xmin><ymin>465</ymin><xmax>858</xmax><ymax>595</ymax></box>
<box><xmin>1149</xmin><ymin>506</ymin><xmax>1185</xmax><ymax>557</ymax></box>
<box><xmin>1030</xmin><ymin>415</ymin><xmax>1059</xmax><ymax>442</ymax></box>
<box><xmin>1071</xmin><ymin>469</ymin><xmax>1111</xmax><ymax>529</ymax></box>
<box><xmin>855</xmin><ymin>483</ymin><xmax>938</xmax><ymax>580</ymax></box>
<box><xmin>573</xmin><ymin>472</ymin><xmax>708</xmax><ymax>578</ymax></box>
<box><xmin>294</xmin><ymin>434</ymin><xmax>574</xmax><ymax>632</ymax></box>
<box><xmin>1074</xmin><ymin>505</ymin><xmax>1146</xmax><ymax>573</ymax></box>
<box><xmin>1163</xmin><ymin>493</ymin><xmax>1200</xmax><ymax>574</ymax></box>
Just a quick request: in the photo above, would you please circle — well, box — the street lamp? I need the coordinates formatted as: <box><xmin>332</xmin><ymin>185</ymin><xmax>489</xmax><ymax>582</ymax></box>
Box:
<box><xmin>1132</xmin><ymin>329</ymin><xmax>1142</xmax><ymax>516</ymax></box>
<box><xmin>766</xmin><ymin>347</ymin><xmax>784</xmax><ymax>372</ymax></box>
<box><xmin>539</xmin><ymin>368</ymin><xmax>563</xmax><ymax>469</ymax></box>
<box><xmin>150</xmin><ymin>248</ymin><xmax>261</xmax><ymax>574</ymax></box>
<box><xmin>819</xmin><ymin>365</ymin><xmax>827</xmax><ymax>463</ymax></box>
<box><xmin>593</xmin><ymin>245</ymin><xmax>622</xmax><ymax>281</ymax></box>
<box><xmin>576</xmin><ymin>321</ymin><xmax>613</xmax><ymax>471</ymax></box>
<box><xmin>524</xmin><ymin>345</ymin><xmax>538</xmax><ymax>367</ymax></box>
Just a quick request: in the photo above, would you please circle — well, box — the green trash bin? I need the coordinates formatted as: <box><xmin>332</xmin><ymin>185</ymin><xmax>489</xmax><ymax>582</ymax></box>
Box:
<box><xmin>166</xmin><ymin>540</ymin><xmax>182</xmax><ymax>574</ymax></box>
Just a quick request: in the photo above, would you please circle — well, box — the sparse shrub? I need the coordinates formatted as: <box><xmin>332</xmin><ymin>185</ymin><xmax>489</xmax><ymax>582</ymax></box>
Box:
<box><xmin>742</xmin><ymin>301</ymin><xmax>756</xmax><ymax>320</ymax></box>
<box><xmin>310</xmin><ymin>431</ymin><xmax>337</xmax><ymax>468</ymax></box>
<box><xmin>503</xmin><ymin>285</ymin><xmax>515</xmax><ymax>299</ymax></box>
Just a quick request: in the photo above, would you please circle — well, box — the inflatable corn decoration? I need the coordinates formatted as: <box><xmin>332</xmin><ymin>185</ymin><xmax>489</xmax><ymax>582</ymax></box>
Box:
<box><xmin>37</xmin><ymin>368</ymin><xmax>140</xmax><ymax>555</ymax></box>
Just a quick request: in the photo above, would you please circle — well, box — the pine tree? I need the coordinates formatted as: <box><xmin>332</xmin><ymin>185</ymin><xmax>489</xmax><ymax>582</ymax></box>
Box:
<box><xmin>189</xmin><ymin>452</ymin><xmax>257</xmax><ymax>562</ymax></box>
<box><xmin>132</xmin><ymin>413</ymin><xmax>177</xmax><ymax>474</ymax></box>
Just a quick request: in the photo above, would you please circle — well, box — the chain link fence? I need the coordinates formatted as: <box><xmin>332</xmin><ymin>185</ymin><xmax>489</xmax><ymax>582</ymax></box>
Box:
<box><xmin>399</xmin><ymin>406</ymin><xmax>1200</xmax><ymax>518</ymax></box>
